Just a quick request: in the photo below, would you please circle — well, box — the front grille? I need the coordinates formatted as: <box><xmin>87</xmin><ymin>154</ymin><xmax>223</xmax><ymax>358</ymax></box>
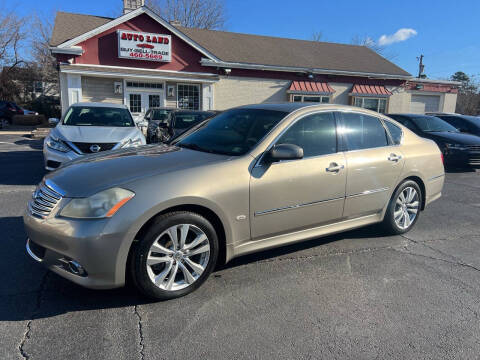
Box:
<box><xmin>28</xmin><ymin>181</ymin><xmax>64</xmax><ymax>218</ymax></box>
<box><xmin>72</xmin><ymin>142</ymin><xmax>117</xmax><ymax>154</ymax></box>
<box><xmin>466</xmin><ymin>144</ymin><xmax>480</xmax><ymax>152</ymax></box>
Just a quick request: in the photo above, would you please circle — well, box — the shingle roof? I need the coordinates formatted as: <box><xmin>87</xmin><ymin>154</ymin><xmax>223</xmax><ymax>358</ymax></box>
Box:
<box><xmin>50</xmin><ymin>11</ymin><xmax>411</xmax><ymax>77</ymax></box>
<box><xmin>50</xmin><ymin>12</ymin><xmax>113</xmax><ymax>46</ymax></box>
<box><xmin>177</xmin><ymin>26</ymin><xmax>411</xmax><ymax>77</ymax></box>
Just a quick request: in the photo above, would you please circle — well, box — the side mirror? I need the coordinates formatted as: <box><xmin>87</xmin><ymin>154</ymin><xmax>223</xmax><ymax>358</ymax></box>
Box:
<box><xmin>158</xmin><ymin>121</ymin><xmax>169</xmax><ymax>128</ymax></box>
<box><xmin>48</xmin><ymin>118</ymin><xmax>59</xmax><ymax>125</ymax></box>
<box><xmin>266</xmin><ymin>143</ymin><xmax>304</xmax><ymax>162</ymax></box>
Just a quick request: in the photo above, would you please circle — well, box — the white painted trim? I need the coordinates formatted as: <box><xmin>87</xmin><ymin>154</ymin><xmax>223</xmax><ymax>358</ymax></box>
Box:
<box><xmin>60</xmin><ymin>68</ymin><xmax>217</xmax><ymax>83</ymax></box>
<box><xmin>67</xmin><ymin>63</ymin><xmax>218</xmax><ymax>77</ymax></box>
<box><xmin>50</xmin><ymin>46</ymin><xmax>83</xmax><ymax>55</ymax></box>
<box><xmin>200</xmin><ymin>59</ymin><xmax>412</xmax><ymax>80</ymax></box>
<box><xmin>56</xmin><ymin>6</ymin><xmax>220</xmax><ymax>62</ymax></box>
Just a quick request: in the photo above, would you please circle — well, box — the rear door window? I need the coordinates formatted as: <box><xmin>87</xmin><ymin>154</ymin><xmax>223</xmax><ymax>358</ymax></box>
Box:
<box><xmin>384</xmin><ymin>121</ymin><xmax>403</xmax><ymax>145</ymax></box>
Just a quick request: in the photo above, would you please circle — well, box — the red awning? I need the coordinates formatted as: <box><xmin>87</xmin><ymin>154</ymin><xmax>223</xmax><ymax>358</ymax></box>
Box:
<box><xmin>288</xmin><ymin>81</ymin><xmax>335</xmax><ymax>94</ymax></box>
<box><xmin>350</xmin><ymin>84</ymin><xmax>392</xmax><ymax>96</ymax></box>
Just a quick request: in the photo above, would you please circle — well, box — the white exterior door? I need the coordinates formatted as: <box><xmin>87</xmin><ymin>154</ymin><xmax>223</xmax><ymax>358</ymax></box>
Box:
<box><xmin>410</xmin><ymin>94</ymin><xmax>440</xmax><ymax>114</ymax></box>
<box><xmin>126</xmin><ymin>90</ymin><xmax>165</xmax><ymax>121</ymax></box>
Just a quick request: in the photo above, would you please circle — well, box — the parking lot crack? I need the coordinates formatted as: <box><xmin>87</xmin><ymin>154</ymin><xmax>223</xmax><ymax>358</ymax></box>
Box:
<box><xmin>18</xmin><ymin>271</ymin><xmax>49</xmax><ymax>360</ymax></box>
<box><xmin>398</xmin><ymin>235</ymin><xmax>480</xmax><ymax>273</ymax></box>
<box><xmin>134</xmin><ymin>305</ymin><xmax>146</xmax><ymax>360</ymax></box>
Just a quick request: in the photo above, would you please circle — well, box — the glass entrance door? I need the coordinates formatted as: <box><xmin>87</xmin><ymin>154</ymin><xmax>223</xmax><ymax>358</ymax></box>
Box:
<box><xmin>127</xmin><ymin>91</ymin><xmax>164</xmax><ymax>120</ymax></box>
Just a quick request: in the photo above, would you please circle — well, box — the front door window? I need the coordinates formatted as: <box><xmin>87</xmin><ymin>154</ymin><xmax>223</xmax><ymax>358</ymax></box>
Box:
<box><xmin>129</xmin><ymin>94</ymin><xmax>142</xmax><ymax>113</ymax></box>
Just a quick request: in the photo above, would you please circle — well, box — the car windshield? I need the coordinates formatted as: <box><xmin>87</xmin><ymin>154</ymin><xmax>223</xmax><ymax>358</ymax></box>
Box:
<box><xmin>411</xmin><ymin>116</ymin><xmax>459</xmax><ymax>133</ymax></box>
<box><xmin>177</xmin><ymin>108</ymin><xmax>287</xmax><ymax>156</ymax></box>
<box><xmin>63</xmin><ymin>106</ymin><xmax>134</xmax><ymax>127</ymax></box>
<box><xmin>174</xmin><ymin>112</ymin><xmax>213</xmax><ymax>130</ymax></box>
<box><xmin>150</xmin><ymin>109</ymin><xmax>172</xmax><ymax>121</ymax></box>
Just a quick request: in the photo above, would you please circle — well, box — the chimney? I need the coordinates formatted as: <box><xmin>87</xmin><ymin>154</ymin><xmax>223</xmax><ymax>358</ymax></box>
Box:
<box><xmin>123</xmin><ymin>0</ymin><xmax>145</xmax><ymax>14</ymax></box>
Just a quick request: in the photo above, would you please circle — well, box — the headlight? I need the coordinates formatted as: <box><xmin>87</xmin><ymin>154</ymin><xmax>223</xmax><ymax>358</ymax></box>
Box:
<box><xmin>122</xmin><ymin>137</ymin><xmax>143</xmax><ymax>148</ymax></box>
<box><xmin>60</xmin><ymin>188</ymin><xmax>135</xmax><ymax>219</ymax></box>
<box><xmin>445</xmin><ymin>143</ymin><xmax>467</xmax><ymax>151</ymax></box>
<box><xmin>46</xmin><ymin>135</ymin><xmax>70</xmax><ymax>153</ymax></box>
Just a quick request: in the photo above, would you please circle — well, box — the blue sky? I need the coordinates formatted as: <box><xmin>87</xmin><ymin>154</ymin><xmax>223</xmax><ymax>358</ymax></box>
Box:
<box><xmin>14</xmin><ymin>0</ymin><xmax>480</xmax><ymax>79</ymax></box>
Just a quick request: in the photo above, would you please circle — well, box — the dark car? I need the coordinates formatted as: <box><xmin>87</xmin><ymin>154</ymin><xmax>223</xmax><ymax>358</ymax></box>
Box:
<box><xmin>388</xmin><ymin>113</ymin><xmax>480</xmax><ymax>168</ymax></box>
<box><xmin>0</xmin><ymin>101</ymin><xmax>24</xmax><ymax>127</ymax></box>
<box><xmin>426</xmin><ymin>113</ymin><xmax>480</xmax><ymax>137</ymax></box>
<box><xmin>150</xmin><ymin>110</ymin><xmax>216</xmax><ymax>144</ymax></box>
<box><xmin>145</xmin><ymin>108</ymin><xmax>175</xmax><ymax>143</ymax></box>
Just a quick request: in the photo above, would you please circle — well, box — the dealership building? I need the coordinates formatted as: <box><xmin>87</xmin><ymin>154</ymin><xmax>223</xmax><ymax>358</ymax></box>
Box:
<box><xmin>50</xmin><ymin>1</ymin><xmax>459</xmax><ymax>118</ymax></box>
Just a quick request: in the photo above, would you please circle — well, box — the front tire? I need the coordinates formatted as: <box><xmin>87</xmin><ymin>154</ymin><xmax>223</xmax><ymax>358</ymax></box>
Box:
<box><xmin>131</xmin><ymin>211</ymin><xmax>219</xmax><ymax>300</ymax></box>
<box><xmin>382</xmin><ymin>180</ymin><xmax>422</xmax><ymax>235</ymax></box>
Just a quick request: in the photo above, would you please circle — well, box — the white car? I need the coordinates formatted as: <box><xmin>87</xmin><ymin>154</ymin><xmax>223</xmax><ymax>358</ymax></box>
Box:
<box><xmin>43</xmin><ymin>102</ymin><xmax>146</xmax><ymax>171</ymax></box>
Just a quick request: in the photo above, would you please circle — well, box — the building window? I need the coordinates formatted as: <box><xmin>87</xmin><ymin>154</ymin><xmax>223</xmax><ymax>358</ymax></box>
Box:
<box><xmin>149</xmin><ymin>94</ymin><xmax>161</xmax><ymax>108</ymax></box>
<box><xmin>177</xmin><ymin>84</ymin><xmax>200</xmax><ymax>110</ymax></box>
<box><xmin>126</xmin><ymin>82</ymin><xmax>164</xmax><ymax>89</ymax></box>
<box><xmin>353</xmin><ymin>97</ymin><xmax>387</xmax><ymax>114</ymax></box>
<box><xmin>129</xmin><ymin>94</ymin><xmax>142</xmax><ymax>113</ymax></box>
<box><xmin>292</xmin><ymin>95</ymin><xmax>330</xmax><ymax>103</ymax></box>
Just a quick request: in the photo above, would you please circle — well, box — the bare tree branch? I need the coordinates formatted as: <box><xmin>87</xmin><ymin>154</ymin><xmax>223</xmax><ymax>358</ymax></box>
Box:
<box><xmin>146</xmin><ymin>0</ymin><xmax>226</xmax><ymax>29</ymax></box>
<box><xmin>311</xmin><ymin>31</ymin><xmax>323</xmax><ymax>42</ymax></box>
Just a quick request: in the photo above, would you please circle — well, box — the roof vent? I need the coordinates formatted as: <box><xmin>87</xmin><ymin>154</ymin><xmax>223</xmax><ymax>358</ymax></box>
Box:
<box><xmin>123</xmin><ymin>0</ymin><xmax>144</xmax><ymax>14</ymax></box>
<box><xmin>170</xmin><ymin>20</ymin><xmax>182</xmax><ymax>26</ymax></box>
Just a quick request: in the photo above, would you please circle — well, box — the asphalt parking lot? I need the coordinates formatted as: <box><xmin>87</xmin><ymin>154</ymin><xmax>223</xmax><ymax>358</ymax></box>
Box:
<box><xmin>1</xmin><ymin>132</ymin><xmax>479</xmax><ymax>360</ymax></box>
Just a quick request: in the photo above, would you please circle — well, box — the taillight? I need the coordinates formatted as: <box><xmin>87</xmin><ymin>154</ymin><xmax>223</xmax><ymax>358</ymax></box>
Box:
<box><xmin>441</xmin><ymin>153</ymin><xmax>444</xmax><ymax>164</ymax></box>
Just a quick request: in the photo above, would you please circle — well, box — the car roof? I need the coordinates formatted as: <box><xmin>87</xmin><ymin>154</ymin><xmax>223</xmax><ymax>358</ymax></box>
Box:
<box><xmin>70</xmin><ymin>102</ymin><xmax>128</xmax><ymax>109</ymax></box>
<box><xmin>388</xmin><ymin>113</ymin><xmax>440</xmax><ymax>118</ymax></box>
<box><xmin>235</xmin><ymin>102</ymin><xmax>384</xmax><ymax>114</ymax></box>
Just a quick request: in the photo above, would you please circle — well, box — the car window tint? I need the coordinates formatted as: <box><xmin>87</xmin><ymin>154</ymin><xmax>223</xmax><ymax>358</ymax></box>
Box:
<box><xmin>384</xmin><ymin>121</ymin><xmax>402</xmax><ymax>145</ymax></box>
<box><xmin>276</xmin><ymin>112</ymin><xmax>337</xmax><ymax>157</ymax></box>
<box><xmin>341</xmin><ymin>112</ymin><xmax>388</xmax><ymax>151</ymax></box>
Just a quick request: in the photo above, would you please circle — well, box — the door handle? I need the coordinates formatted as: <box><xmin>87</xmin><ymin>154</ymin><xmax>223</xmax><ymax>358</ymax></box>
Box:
<box><xmin>326</xmin><ymin>163</ymin><xmax>345</xmax><ymax>173</ymax></box>
<box><xmin>388</xmin><ymin>153</ymin><xmax>402</xmax><ymax>162</ymax></box>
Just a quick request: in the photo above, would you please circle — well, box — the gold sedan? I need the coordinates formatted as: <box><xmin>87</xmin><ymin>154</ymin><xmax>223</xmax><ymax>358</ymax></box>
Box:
<box><xmin>24</xmin><ymin>103</ymin><xmax>444</xmax><ymax>300</ymax></box>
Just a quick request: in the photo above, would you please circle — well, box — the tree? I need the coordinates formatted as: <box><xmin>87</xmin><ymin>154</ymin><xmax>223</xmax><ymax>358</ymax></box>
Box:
<box><xmin>450</xmin><ymin>71</ymin><xmax>480</xmax><ymax>115</ymax></box>
<box><xmin>146</xmin><ymin>0</ymin><xmax>226</xmax><ymax>29</ymax></box>
<box><xmin>350</xmin><ymin>35</ymin><xmax>397</xmax><ymax>60</ymax></box>
<box><xmin>0</xmin><ymin>8</ymin><xmax>26</xmax><ymax>101</ymax></box>
<box><xmin>311</xmin><ymin>31</ymin><xmax>323</xmax><ymax>42</ymax></box>
<box><xmin>30</xmin><ymin>12</ymin><xmax>59</xmax><ymax>97</ymax></box>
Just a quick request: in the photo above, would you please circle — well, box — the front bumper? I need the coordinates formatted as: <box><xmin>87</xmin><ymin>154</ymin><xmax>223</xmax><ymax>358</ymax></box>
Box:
<box><xmin>23</xmin><ymin>204</ymin><xmax>131</xmax><ymax>289</ymax></box>
<box><xmin>43</xmin><ymin>144</ymin><xmax>81</xmax><ymax>171</ymax></box>
<box><xmin>444</xmin><ymin>150</ymin><xmax>480</xmax><ymax>167</ymax></box>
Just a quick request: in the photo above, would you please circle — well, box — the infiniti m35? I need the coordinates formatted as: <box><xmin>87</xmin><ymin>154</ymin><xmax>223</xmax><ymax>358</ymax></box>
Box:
<box><xmin>24</xmin><ymin>103</ymin><xmax>444</xmax><ymax>300</ymax></box>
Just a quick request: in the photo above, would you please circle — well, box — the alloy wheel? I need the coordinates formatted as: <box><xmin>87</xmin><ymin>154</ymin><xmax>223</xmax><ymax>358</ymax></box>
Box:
<box><xmin>394</xmin><ymin>186</ymin><xmax>419</xmax><ymax>230</ymax></box>
<box><xmin>146</xmin><ymin>224</ymin><xmax>210</xmax><ymax>291</ymax></box>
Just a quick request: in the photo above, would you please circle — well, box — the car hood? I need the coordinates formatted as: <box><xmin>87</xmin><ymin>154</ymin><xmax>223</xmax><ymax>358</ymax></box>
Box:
<box><xmin>44</xmin><ymin>145</ymin><xmax>229</xmax><ymax>197</ymax></box>
<box><xmin>54</xmin><ymin>125</ymin><xmax>141</xmax><ymax>143</ymax></box>
<box><xmin>425</xmin><ymin>131</ymin><xmax>480</xmax><ymax>145</ymax></box>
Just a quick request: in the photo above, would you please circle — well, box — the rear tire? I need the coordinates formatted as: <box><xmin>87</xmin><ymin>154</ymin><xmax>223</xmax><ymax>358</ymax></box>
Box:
<box><xmin>382</xmin><ymin>180</ymin><xmax>422</xmax><ymax>235</ymax></box>
<box><xmin>131</xmin><ymin>211</ymin><xmax>219</xmax><ymax>300</ymax></box>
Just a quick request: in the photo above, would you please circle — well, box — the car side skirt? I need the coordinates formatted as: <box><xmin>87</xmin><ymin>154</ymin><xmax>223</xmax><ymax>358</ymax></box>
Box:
<box><xmin>228</xmin><ymin>213</ymin><xmax>383</xmax><ymax>262</ymax></box>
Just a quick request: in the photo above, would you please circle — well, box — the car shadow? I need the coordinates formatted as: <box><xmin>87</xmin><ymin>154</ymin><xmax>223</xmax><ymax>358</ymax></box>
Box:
<box><xmin>0</xmin><ymin>213</ymin><xmax>388</xmax><ymax>322</ymax></box>
<box><xmin>0</xmin><ymin>149</ymin><xmax>45</xmax><ymax>185</ymax></box>
<box><xmin>220</xmin><ymin>224</ymin><xmax>385</xmax><ymax>270</ymax></box>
